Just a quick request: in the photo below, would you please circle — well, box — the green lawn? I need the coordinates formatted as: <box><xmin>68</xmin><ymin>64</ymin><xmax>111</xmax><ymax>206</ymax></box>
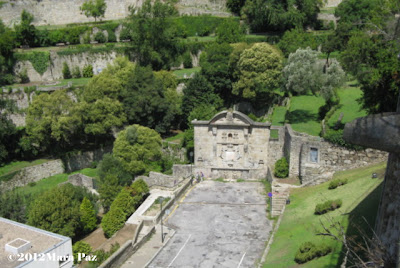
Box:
<box><xmin>0</xmin><ymin>159</ymin><xmax>51</xmax><ymax>182</ymax></box>
<box><xmin>287</xmin><ymin>94</ymin><xmax>326</xmax><ymax>136</ymax></box>
<box><xmin>173</xmin><ymin>67</ymin><xmax>201</xmax><ymax>79</ymax></box>
<box><xmin>14</xmin><ymin>168</ymin><xmax>98</xmax><ymax>197</ymax></box>
<box><xmin>328</xmin><ymin>86</ymin><xmax>367</xmax><ymax>128</ymax></box>
<box><xmin>164</xmin><ymin>131</ymin><xmax>185</xmax><ymax>143</ymax></box>
<box><xmin>271</xmin><ymin>106</ymin><xmax>287</xmax><ymax>126</ymax></box>
<box><xmin>263</xmin><ymin>162</ymin><xmax>386</xmax><ymax>267</ymax></box>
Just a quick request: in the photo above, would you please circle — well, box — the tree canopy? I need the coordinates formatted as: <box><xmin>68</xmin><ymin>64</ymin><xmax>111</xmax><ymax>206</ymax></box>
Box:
<box><xmin>80</xmin><ymin>0</ymin><xmax>107</xmax><ymax>22</ymax></box>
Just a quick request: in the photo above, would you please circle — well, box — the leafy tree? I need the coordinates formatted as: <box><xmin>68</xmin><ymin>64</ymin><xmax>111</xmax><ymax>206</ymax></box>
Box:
<box><xmin>98</xmin><ymin>174</ymin><xmax>122</xmax><ymax>213</ymax></box>
<box><xmin>226</xmin><ymin>0</ymin><xmax>246</xmax><ymax>15</ymax></box>
<box><xmin>73</xmin><ymin>241</ymin><xmax>92</xmax><ymax>264</ymax></box>
<box><xmin>274</xmin><ymin>157</ymin><xmax>289</xmax><ymax>178</ymax></box>
<box><xmin>98</xmin><ymin>154</ymin><xmax>132</xmax><ymax>186</ymax></box>
<box><xmin>121</xmin><ymin>65</ymin><xmax>178</xmax><ymax>134</ymax></box>
<box><xmin>0</xmin><ymin>19</ymin><xmax>15</xmax><ymax>86</ymax></box>
<box><xmin>25</xmin><ymin>90</ymin><xmax>82</xmax><ymax>153</ymax></box>
<box><xmin>14</xmin><ymin>10</ymin><xmax>36</xmax><ymax>47</ymax></box>
<box><xmin>27</xmin><ymin>184</ymin><xmax>95</xmax><ymax>239</ymax></box>
<box><xmin>80</xmin><ymin>197</ymin><xmax>97</xmax><ymax>233</ymax></box>
<box><xmin>82</xmin><ymin>65</ymin><xmax>94</xmax><ymax>77</ymax></box>
<box><xmin>113</xmin><ymin>125</ymin><xmax>162</xmax><ymax>176</ymax></box>
<box><xmin>201</xmin><ymin>42</ymin><xmax>234</xmax><ymax>105</ymax></box>
<box><xmin>0</xmin><ymin>99</ymin><xmax>17</xmax><ymax>165</ymax></box>
<box><xmin>242</xmin><ymin>0</ymin><xmax>322</xmax><ymax>32</ymax></box>
<box><xmin>282</xmin><ymin>47</ymin><xmax>345</xmax><ymax>100</ymax></box>
<box><xmin>216</xmin><ymin>19</ymin><xmax>244</xmax><ymax>44</ymax></box>
<box><xmin>126</xmin><ymin>0</ymin><xmax>180</xmax><ymax>70</ymax></box>
<box><xmin>101</xmin><ymin>206</ymin><xmax>125</xmax><ymax>238</ymax></box>
<box><xmin>62</xmin><ymin>62</ymin><xmax>71</xmax><ymax>79</ymax></box>
<box><xmin>0</xmin><ymin>191</ymin><xmax>31</xmax><ymax>223</ymax></box>
<box><xmin>232</xmin><ymin>43</ymin><xmax>283</xmax><ymax>100</ymax></box>
<box><xmin>181</xmin><ymin>73</ymin><xmax>223</xmax><ymax>122</ymax></box>
<box><xmin>80</xmin><ymin>0</ymin><xmax>107</xmax><ymax>22</ymax></box>
<box><xmin>277</xmin><ymin>28</ymin><xmax>320</xmax><ymax>57</ymax></box>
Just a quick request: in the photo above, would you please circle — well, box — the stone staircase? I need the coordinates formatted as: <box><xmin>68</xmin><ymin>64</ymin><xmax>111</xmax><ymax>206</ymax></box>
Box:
<box><xmin>271</xmin><ymin>188</ymin><xmax>290</xmax><ymax>217</ymax></box>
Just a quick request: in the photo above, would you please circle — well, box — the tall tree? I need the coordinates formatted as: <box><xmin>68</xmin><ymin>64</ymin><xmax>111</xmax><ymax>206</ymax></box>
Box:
<box><xmin>14</xmin><ymin>10</ymin><xmax>36</xmax><ymax>47</ymax></box>
<box><xmin>232</xmin><ymin>43</ymin><xmax>283</xmax><ymax>101</ymax></box>
<box><xmin>0</xmin><ymin>19</ymin><xmax>15</xmax><ymax>86</ymax></box>
<box><xmin>80</xmin><ymin>0</ymin><xmax>107</xmax><ymax>22</ymax></box>
<box><xmin>126</xmin><ymin>0</ymin><xmax>180</xmax><ymax>70</ymax></box>
<box><xmin>80</xmin><ymin>197</ymin><xmax>97</xmax><ymax>233</ymax></box>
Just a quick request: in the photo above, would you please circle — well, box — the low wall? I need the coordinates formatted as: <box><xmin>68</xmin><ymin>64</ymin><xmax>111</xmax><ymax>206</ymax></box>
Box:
<box><xmin>140</xmin><ymin>172</ymin><xmax>183</xmax><ymax>189</ymax></box>
<box><xmin>0</xmin><ymin>159</ymin><xmax>64</xmax><ymax>191</ymax></box>
<box><xmin>98</xmin><ymin>225</ymin><xmax>156</xmax><ymax>268</ymax></box>
<box><xmin>172</xmin><ymin>164</ymin><xmax>192</xmax><ymax>178</ymax></box>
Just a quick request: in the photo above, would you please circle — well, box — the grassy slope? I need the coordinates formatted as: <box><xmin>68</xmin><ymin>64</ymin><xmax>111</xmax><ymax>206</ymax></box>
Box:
<box><xmin>0</xmin><ymin>159</ymin><xmax>51</xmax><ymax>182</ymax></box>
<box><xmin>14</xmin><ymin>168</ymin><xmax>98</xmax><ymax>197</ymax></box>
<box><xmin>287</xmin><ymin>94</ymin><xmax>326</xmax><ymax>136</ymax></box>
<box><xmin>263</xmin><ymin>162</ymin><xmax>386</xmax><ymax>267</ymax></box>
<box><xmin>173</xmin><ymin>67</ymin><xmax>201</xmax><ymax>78</ymax></box>
<box><xmin>271</xmin><ymin>106</ymin><xmax>287</xmax><ymax>126</ymax></box>
<box><xmin>328</xmin><ymin>86</ymin><xmax>367</xmax><ymax>127</ymax></box>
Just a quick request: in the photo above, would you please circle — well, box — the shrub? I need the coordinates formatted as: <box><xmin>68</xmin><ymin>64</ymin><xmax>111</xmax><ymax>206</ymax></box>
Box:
<box><xmin>274</xmin><ymin>157</ymin><xmax>289</xmax><ymax>178</ymax></box>
<box><xmin>328</xmin><ymin>178</ymin><xmax>348</xmax><ymax>189</ymax></box>
<box><xmin>107</xmin><ymin>30</ymin><xmax>116</xmax><ymax>42</ymax></box>
<box><xmin>295</xmin><ymin>241</ymin><xmax>332</xmax><ymax>264</ymax></box>
<box><xmin>119</xmin><ymin>27</ymin><xmax>131</xmax><ymax>41</ymax></box>
<box><xmin>62</xmin><ymin>62</ymin><xmax>71</xmax><ymax>79</ymax></box>
<box><xmin>72</xmin><ymin>66</ymin><xmax>81</xmax><ymax>78</ymax></box>
<box><xmin>82</xmin><ymin>65</ymin><xmax>94</xmax><ymax>78</ymax></box>
<box><xmin>14</xmin><ymin>51</ymin><xmax>50</xmax><ymax>75</ymax></box>
<box><xmin>101</xmin><ymin>207</ymin><xmax>126</xmax><ymax>238</ymax></box>
<box><xmin>314</xmin><ymin>199</ymin><xmax>342</xmax><ymax>215</ymax></box>
<box><xmin>324</xmin><ymin>129</ymin><xmax>364</xmax><ymax>150</ymax></box>
<box><xmin>19</xmin><ymin>69</ymin><xmax>29</xmax><ymax>83</ymax></box>
<box><xmin>182</xmin><ymin>51</ymin><xmax>193</xmax><ymax>68</ymax></box>
<box><xmin>72</xmin><ymin>241</ymin><xmax>92</xmax><ymax>264</ymax></box>
<box><xmin>28</xmin><ymin>181</ymin><xmax>36</xmax><ymax>187</ymax></box>
<box><xmin>94</xmin><ymin>31</ymin><xmax>106</xmax><ymax>43</ymax></box>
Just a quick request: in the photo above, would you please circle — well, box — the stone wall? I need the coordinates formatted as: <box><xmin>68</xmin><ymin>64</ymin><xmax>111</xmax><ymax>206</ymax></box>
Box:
<box><xmin>172</xmin><ymin>164</ymin><xmax>192</xmax><ymax>178</ymax></box>
<box><xmin>282</xmin><ymin>125</ymin><xmax>387</xmax><ymax>185</ymax></box>
<box><xmin>0</xmin><ymin>0</ymin><xmax>228</xmax><ymax>27</ymax></box>
<box><xmin>63</xmin><ymin>145</ymin><xmax>112</xmax><ymax>173</ymax></box>
<box><xmin>68</xmin><ymin>173</ymin><xmax>95</xmax><ymax>189</ymax></box>
<box><xmin>139</xmin><ymin>171</ymin><xmax>183</xmax><ymax>188</ymax></box>
<box><xmin>0</xmin><ymin>160</ymin><xmax>64</xmax><ymax>191</ymax></box>
<box><xmin>14</xmin><ymin>51</ymin><xmax>119</xmax><ymax>83</ymax></box>
<box><xmin>268</xmin><ymin>126</ymin><xmax>285</xmax><ymax>165</ymax></box>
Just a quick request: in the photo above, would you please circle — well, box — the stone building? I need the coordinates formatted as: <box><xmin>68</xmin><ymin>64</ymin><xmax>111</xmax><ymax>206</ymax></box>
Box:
<box><xmin>191</xmin><ymin>110</ymin><xmax>386</xmax><ymax>182</ymax></box>
<box><xmin>192</xmin><ymin>111</ymin><xmax>271</xmax><ymax>180</ymax></box>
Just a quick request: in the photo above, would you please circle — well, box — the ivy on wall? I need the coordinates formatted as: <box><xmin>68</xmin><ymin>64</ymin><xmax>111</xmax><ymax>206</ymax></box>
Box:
<box><xmin>14</xmin><ymin>51</ymin><xmax>50</xmax><ymax>75</ymax></box>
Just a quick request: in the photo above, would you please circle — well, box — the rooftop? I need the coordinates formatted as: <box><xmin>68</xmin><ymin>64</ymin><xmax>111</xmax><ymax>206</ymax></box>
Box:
<box><xmin>0</xmin><ymin>217</ymin><xmax>70</xmax><ymax>268</ymax></box>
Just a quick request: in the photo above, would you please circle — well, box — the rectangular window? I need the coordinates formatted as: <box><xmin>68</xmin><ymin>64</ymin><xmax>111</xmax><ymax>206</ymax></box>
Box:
<box><xmin>310</xmin><ymin>148</ymin><xmax>318</xmax><ymax>163</ymax></box>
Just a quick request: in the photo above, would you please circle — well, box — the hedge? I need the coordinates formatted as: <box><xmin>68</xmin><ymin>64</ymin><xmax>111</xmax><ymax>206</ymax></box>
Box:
<box><xmin>328</xmin><ymin>178</ymin><xmax>348</xmax><ymax>190</ymax></box>
<box><xmin>173</xmin><ymin>15</ymin><xmax>239</xmax><ymax>37</ymax></box>
<box><xmin>295</xmin><ymin>241</ymin><xmax>332</xmax><ymax>264</ymax></box>
<box><xmin>314</xmin><ymin>199</ymin><xmax>342</xmax><ymax>215</ymax></box>
<box><xmin>274</xmin><ymin>157</ymin><xmax>289</xmax><ymax>178</ymax></box>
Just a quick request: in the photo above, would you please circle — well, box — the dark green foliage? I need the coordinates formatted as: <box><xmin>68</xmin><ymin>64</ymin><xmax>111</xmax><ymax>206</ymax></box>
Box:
<box><xmin>200</xmin><ymin>42</ymin><xmax>234</xmax><ymax>105</ymax></box>
<box><xmin>62</xmin><ymin>62</ymin><xmax>71</xmax><ymax>79</ymax></box>
<box><xmin>14</xmin><ymin>52</ymin><xmax>50</xmax><ymax>75</ymax></box>
<box><xmin>182</xmin><ymin>51</ymin><xmax>193</xmax><ymax>68</ymax></box>
<box><xmin>82</xmin><ymin>64</ymin><xmax>94</xmax><ymax>78</ymax></box>
<box><xmin>101</xmin><ymin>180</ymin><xmax>148</xmax><ymax>238</ymax></box>
<box><xmin>323</xmin><ymin>129</ymin><xmax>364</xmax><ymax>150</ymax></box>
<box><xmin>14</xmin><ymin>10</ymin><xmax>36</xmax><ymax>47</ymax></box>
<box><xmin>98</xmin><ymin>174</ymin><xmax>122</xmax><ymax>213</ymax></box>
<box><xmin>98</xmin><ymin>153</ymin><xmax>132</xmax><ymax>186</ymax></box>
<box><xmin>73</xmin><ymin>241</ymin><xmax>92</xmax><ymax>264</ymax></box>
<box><xmin>274</xmin><ymin>157</ymin><xmax>289</xmax><ymax>178</ymax></box>
<box><xmin>107</xmin><ymin>30</ymin><xmax>116</xmax><ymax>42</ymax></box>
<box><xmin>226</xmin><ymin>0</ymin><xmax>246</xmax><ymax>14</ymax></box>
<box><xmin>119</xmin><ymin>27</ymin><xmax>131</xmax><ymax>41</ymax></box>
<box><xmin>19</xmin><ymin>69</ymin><xmax>29</xmax><ymax>83</ymax></box>
<box><xmin>181</xmin><ymin>73</ymin><xmax>223</xmax><ymax>123</ymax></box>
<box><xmin>94</xmin><ymin>31</ymin><xmax>106</xmax><ymax>43</ymax></box>
<box><xmin>121</xmin><ymin>65</ymin><xmax>178</xmax><ymax>134</ymax></box>
<box><xmin>328</xmin><ymin>178</ymin><xmax>348</xmax><ymax>189</ymax></box>
<box><xmin>314</xmin><ymin>199</ymin><xmax>342</xmax><ymax>215</ymax></box>
<box><xmin>295</xmin><ymin>242</ymin><xmax>332</xmax><ymax>263</ymax></box>
<box><xmin>243</xmin><ymin>0</ymin><xmax>321</xmax><ymax>32</ymax></box>
<box><xmin>0</xmin><ymin>191</ymin><xmax>32</xmax><ymax>223</ymax></box>
<box><xmin>80</xmin><ymin>197</ymin><xmax>97</xmax><ymax>233</ymax></box>
<box><xmin>173</xmin><ymin>16</ymin><xmax>237</xmax><ymax>37</ymax></box>
<box><xmin>127</xmin><ymin>0</ymin><xmax>180</xmax><ymax>70</ymax></box>
<box><xmin>72</xmin><ymin>66</ymin><xmax>81</xmax><ymax>78</ymax></box>
<box><xmin>216</xmin><ymin>19</ymin><xmax>244</xmax><ymax>44</ymax></box>
<box><xmin>278</xmin><ymin>29</ymin><xmax>327</xmax><ymax>57</ymax></box>
<box><xmin>0</xmin><ymin>99</ymin><xmax>17</xmax><ymax>165</ymax></box>
<box><xmin>0</xmin><ymin>19</ymin><xmax>15</xmax><ymax>86</ymax></box>
<box><xmin>27</xmin><ymin>183</ymin><xmax>97</xmax><ymax>239</ymax></box>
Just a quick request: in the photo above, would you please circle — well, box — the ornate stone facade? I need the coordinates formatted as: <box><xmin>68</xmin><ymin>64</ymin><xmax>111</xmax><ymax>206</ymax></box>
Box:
<box><xmin>192</xmin><ymin>111</ymin><xmax>270</xmax><ymax>180</ymax></box>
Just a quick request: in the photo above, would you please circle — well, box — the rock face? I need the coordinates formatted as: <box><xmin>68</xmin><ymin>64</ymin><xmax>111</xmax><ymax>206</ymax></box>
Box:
<box><xmin>14</xmin><ymin>51</ymin><xmax>119</xmax><ymax>82</ymax></box>
<box><xmin>0</xmin><ymin>0</ymin><xmax>228</xmax><ymax>27</ymax></box>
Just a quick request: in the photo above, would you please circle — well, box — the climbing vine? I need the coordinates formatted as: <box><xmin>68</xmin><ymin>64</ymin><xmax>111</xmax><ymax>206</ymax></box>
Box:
<box><xmin>14</xmin><ymin>51</ymin><xmax>50</xmax><ymax>75</ymax></box>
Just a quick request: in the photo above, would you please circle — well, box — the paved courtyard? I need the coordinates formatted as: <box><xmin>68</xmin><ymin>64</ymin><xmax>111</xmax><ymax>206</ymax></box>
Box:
<box><xmin>149</xmin><ymin>181</ymin><xmax>272</xmax><ymax>268</ymax></box>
